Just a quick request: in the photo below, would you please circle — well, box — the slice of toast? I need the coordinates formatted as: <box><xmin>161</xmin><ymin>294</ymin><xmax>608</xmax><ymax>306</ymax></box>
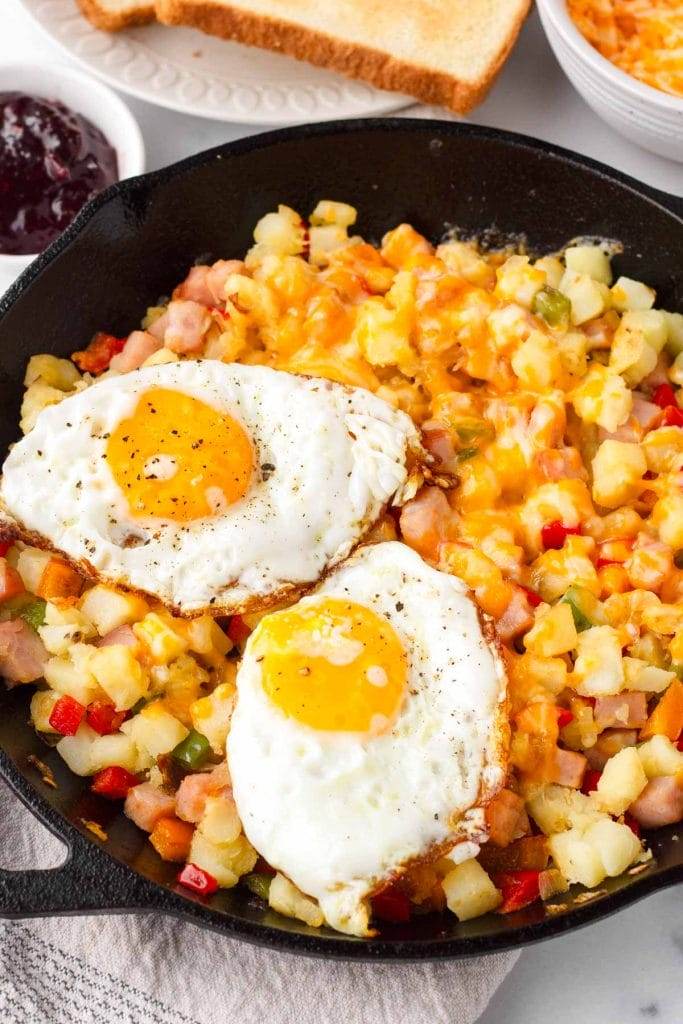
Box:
<box><xmin>76</xmin><ymin>0</ymin><xmax>156</xmax><ymax>31</ymax></box>
<box><xmin>154</xmin><ymin>0</ymin><xmax>531</xmax><ymax>112</ymax></box>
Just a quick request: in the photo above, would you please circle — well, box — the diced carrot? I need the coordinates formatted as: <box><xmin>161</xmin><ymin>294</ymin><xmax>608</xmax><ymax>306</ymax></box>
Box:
<box><xmin>35</xmin><ymin>558</ymin><xmax>83</xmax><ymax>600</ymax></box>
<box><xmin>0</xmin><ymin>559</ymin><xmax>24</xmax><ymax>603</ymax></box>
<box><xmin>640</xmin><ymin>678</ymin><xmax>683</xmax><ymax>742</ymax></box>
<box><xmin>149</xmin><ymin>816</ymin><xmax>195</xmax><ymax>863</ymax></box>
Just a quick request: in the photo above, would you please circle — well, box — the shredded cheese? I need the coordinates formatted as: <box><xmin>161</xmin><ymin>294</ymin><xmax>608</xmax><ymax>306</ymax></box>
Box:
<box><xmin>567</xmin><ymin>0</ymin><xmax>683</xmax><ymax>97</ymax></box>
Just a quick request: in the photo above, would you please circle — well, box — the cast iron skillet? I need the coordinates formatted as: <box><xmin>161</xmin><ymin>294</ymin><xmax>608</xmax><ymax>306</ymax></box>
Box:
<box><xmin>0</xmin><ymin>120</ymin><xmax>682</xmax><ymax>960</ymax></box>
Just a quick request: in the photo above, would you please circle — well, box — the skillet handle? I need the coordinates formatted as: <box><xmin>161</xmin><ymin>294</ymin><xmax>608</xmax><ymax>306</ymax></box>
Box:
<box><xmin>0</xmin><ymin>829</ymin><xmax>159</xmax><ymax>918</ymax></box>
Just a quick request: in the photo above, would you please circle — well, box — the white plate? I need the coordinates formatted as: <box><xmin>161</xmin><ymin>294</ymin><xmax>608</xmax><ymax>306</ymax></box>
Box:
<box><xmin>19</xmin><ymin>0</ymin><xmax>412</xmax><ymax>124</ymax></box>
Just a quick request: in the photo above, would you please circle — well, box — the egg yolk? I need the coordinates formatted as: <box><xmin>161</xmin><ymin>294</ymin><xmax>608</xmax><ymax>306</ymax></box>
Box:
<box><xmin>107</xmin><ymin>388</ymin><xmax>253</xmax><ymax>522</ymax></box>
<box><xmin>254</xmin><ymin>597</ymin><xmax>407</xmax><ymax>734</ymax></box>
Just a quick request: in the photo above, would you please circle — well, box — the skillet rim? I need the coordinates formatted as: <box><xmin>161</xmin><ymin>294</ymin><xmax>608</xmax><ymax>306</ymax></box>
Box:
<box><xmin>0</xmin><ymin>117</ymin><xmax>682</xmax><ymax>961</ymax></box>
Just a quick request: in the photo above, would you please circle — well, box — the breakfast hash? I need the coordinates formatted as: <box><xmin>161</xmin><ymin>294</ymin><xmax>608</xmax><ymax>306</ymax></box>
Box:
<box><xmin>1</xmin><ymin>199</ymin><xmax>683</xmax><ymax>934</ymax></box>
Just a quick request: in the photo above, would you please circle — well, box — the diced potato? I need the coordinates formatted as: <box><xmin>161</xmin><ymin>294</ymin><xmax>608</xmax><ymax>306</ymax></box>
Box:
<box><xmin>571</xmin><ymin>364</ymin><xmax>632</xmax><ymax>433</ymax></box>
<box><xmin>518</xmin><ymin>480</ymin><xmax>594</xmax><ymax>555</ymax></box>
<box><xmin>557</xmin><ymin>331</ymin><xmax>588</xmax><ymax>377</ymax></box>
<box><xmin>38</xmin><ymin>602</ymin><xmax>96</xmax><ymax>656</ymax></box>
<box><xmin>622</xmin><ymin>657</ymin><xmax>674</xmax><ymax>694</ymax></box>
<box><xmin>189</xmin><ymin>678</ymin><xmax>236</xmax><ymax>755</ymax></box>
<box><xmin>572</xmin><ymin>625</ymin><xmax>624</xmax><ymax>697</ymax></box>
<box><xmin>548</xmin><ymin>828</ymin><xmax>606</xmax><ymax>888</ymax></box>
<box><xmin>610</xmin><ymin>277</ymin><xmax>655</xmax><ymax>312</ymax></box>
<box><xmin>591</xmin><ymin>440</ymin><xmax>646</xmax><ymax>509</ymax></box>
<box><xmin>30</xmin><ymin>689</ymin><xmax>59</xmax><ymax>733</ymax></box>
<box><xmin>643</xmin><ymin>427</ymin><xmax>683</xmax><ymax>474</ymax></box>
<box><xmin>533</xmin><ymin>537</ymin><xmax>600</xmax><ymax>604</ymax></box>
<box><xmin>151</xmin><ymin>655</ymin><xmax>208</xmax><ymax>726</ymax></box>
<box><xmin>133</xmin><ymin>612</ymin><xmax>188</xmax><ymax>665</ymax></box>
<box><xmin>24</xmin><ymin>354</ymin><xmax>81</xmax><ymax>391</ymax></box>
<box><xmin>44</xmin><ymin>644</ymin><xmax>103</xmax><ymax>706</ymax></box>
<box><xmin>121</xmin><ymin>700</ymin><xmax>187</xmax><ymax>758</ymax></box>
<box><xmin>560</xmin><ymin>271</ymin><xmax>610</xmax><ymax>326</ymax></box>
<box><xmin>495</xmin><ymin>255</ymin><xmax>546</xmax><ymax>308</ymax></box>
<box><xmin>564</xmin><ymin>245</ymin><xmax>612</xmax><ymax>285</ymax></box>
<box><xmin>637</xmin><ymin>735</ymin><xmax>683</xmax><ymax>778</ymax></box>
<box><xmin>437</xmin><ymin>241</ymin><xmax>496</xmax><ymax>288</ymax></box>
<box><xmin>583</xmin><ymin>819</ymin><xmax>642</xmax><ymax>877</ymax></box>
<box><xmin>142</xmin><ymin>348</ymin><xmax>179</xmax><ymax>368</ymax></box>
<box><xmin>189</xmin><ymin>830</ymin><xmax>257</xmax><ymax>888</ymax></box>
<box><xmin>308</xmin><ymin>225</ymin><xmax>348</xmax><ymax>267</ymax></box>
<box><xmin>89</xmin><ymin>733</ymin><xmax>150</xmax><ymax>774</ymax></box>
<box><xmin>595</xmin><ymin>747</ymin><xmax>648</xmax><ymax>815</ymax></box>
<box><xmin>80</xmin><ymin>584</ymin><xmax>148</xmax><ymax>635</ymax></box>
<box><xmin>442</xmin><ymin>858</ymin><xmax>501</xmax><ymax>921</ymax></box>
<box><xmin>350</xmin><ymin>298</ymin><xmax>415</xmax><ymax>371</ymax></box>
<box><xmin>20</xmin><ymin>382</ymin><xmax>66</xmax><ymax>433</ymax></box>
<box><xmin>252</xmin><ymin>205</ymin><xmax>305</xmax><ymax>257</ymax></box>
<box><xmin>609</xmin><ymin>318</ymin><xmax>658</xmax><ymax>386</ymax></box>
<box><xmin>621</xmin><ymin>310</ymin><xmax>668</xmax><ymax>353</ymax></box>
<box><xmin>183</xmin><ymin>615</ymin><xmax>232</xmax><ymax>659</ymax></box>
<box><xmin>269</xmin><ymin>872</ymin><xmax>325</xmax><ymax>928</ymax></box>
<box><xmin>534</xmin><ymin>255</ymin><xmax>564</xmax><ymax>289</ymax></box>
<box><xmin>199</xmin><ymin>794</ymin><xmax>241</xmax><ymax>846</ymax></box>
<box><xmin>524</xmin><ymin>603</ymin><xmax>578</xmax><ymax>657</ymax></box>
<box><xmin>309</xmin><ymin>200</ymin><xmax>357</xmax><ymax>228</ymax></box>
<box><xmin>57</xmin><ymin>723</ymin><xmax>98</xmax><ymax>776</ymax></box>
<box><xmin>16</xmin><ymin>548</ymin><xmax>51</xmax><ymax>594</ymax></box>
<box><xmin>526</xmin><ymin>784</ymin><xmax>603</xmax><ymax>835</ymax></box>
<box><xmin>89</xmin><ymin>644</ymin><xmax>150</xmax><ymax>711</ymax></box>
<box><xmin>652</xmin><ymin>492</ymin><xmax>683</xmax><ymax>550</ymax></box>
<box><xmin>664</xmin><ymin>310</ymin><xmax>683</xmax><ymax>358</ymax></box>
<box><xmin>511</xmin><ymin>331</ymin><xmax>562</xmax><ymax>390</ymax></box>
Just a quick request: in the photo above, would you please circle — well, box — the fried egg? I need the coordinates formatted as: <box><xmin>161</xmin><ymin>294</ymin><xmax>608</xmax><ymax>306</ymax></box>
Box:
<box><xmin>228</xmin><ymin>541</ymin><xmax>508</xmax><ymax>936</ymax></box>
<box><xmin>0</xmin><ymin>362</ymin><xmax>422</xmax><ymax>614</ymax></box>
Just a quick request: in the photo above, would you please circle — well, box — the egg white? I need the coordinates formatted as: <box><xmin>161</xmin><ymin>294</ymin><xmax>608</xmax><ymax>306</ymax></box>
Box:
<box><xmin>228</xmin><ymin>541</ymin><xmax>508</xmax><ymax>936</ymax></box>
<box><xmin>0</xmin><ymin>363</ymin><xmax>421</xmax><ymax>614</ymax></box>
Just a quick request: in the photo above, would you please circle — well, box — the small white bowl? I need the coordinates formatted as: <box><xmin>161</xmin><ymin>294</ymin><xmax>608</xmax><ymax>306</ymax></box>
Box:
<box><xmin>0</xmin><ymin>63</ymin><xmax>145</xmax><ymax>295</ymax></box>
<box><xmin>537</xmin><ymin>0</ymin><xmax>683</xmax><ymax>162</ymax></box>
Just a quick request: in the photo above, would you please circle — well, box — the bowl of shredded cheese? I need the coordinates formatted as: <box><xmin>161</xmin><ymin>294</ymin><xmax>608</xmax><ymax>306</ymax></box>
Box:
<box><xmin>537</xmin><ymin>0</ymin><xmax>683</xmax><ymax>162</ymax></box>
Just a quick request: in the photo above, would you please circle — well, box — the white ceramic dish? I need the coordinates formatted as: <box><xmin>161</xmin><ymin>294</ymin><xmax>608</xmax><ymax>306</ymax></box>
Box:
<box><xmin>537</xmin><ymin>0</ymin><xmax>683</xmax><ymax>163</ymax></box>
<box><xmin>19</xmin><ymin>0</ymin><xmax>410</xmax><ymax>125</ymax></box>
<box><xmin>0</xmin><ymin>61</ymin><xmax>145</xmax><ymax>294</ymax></box>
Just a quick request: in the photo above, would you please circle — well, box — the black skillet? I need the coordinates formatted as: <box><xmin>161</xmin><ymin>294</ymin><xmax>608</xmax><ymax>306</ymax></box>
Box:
<box><xmin>0</xmin><ymin>120</ymin><xmax>682</xmax><ymax>960</ymax></box>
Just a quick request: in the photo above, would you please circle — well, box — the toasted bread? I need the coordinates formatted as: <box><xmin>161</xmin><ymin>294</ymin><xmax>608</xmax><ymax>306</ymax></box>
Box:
<box><xmin>77</xmin><ymin>0</ymin><xmax>156</xmax><ymax>31</ymax></box>
<box><xmin>154</xmin><ymin>0</ymin><xmax>531</xmax><ymax>112</ymax></box>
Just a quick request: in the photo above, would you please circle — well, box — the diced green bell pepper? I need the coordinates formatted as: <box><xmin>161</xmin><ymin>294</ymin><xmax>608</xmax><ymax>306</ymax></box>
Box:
<box><xmin>243</xmin><ymin>872</ymin><xmax>272</xmax><ymax>901</ymax></box>
<box><xmin>18</xmin><ymin>599</ymin><xmax>47</xmax><ymax>632</ymax></box>
<box><xmin>171</xmin><ymin>728</ymin><xmax>211</xmax><ymax>770</ymax></box>
<box><xmin>561</xmin><ymin>585</ymin><xmax>600</xmax><ymax>633</ymax></box>
<box><xmin>533</xmin><ymin>287</ymin><xmax>571</xmax><ymax>327</ymax></box>
<box><xmin>456</xmin><ymin>446</ymin><xmax>479</xmax><ymax>463</ymax></box>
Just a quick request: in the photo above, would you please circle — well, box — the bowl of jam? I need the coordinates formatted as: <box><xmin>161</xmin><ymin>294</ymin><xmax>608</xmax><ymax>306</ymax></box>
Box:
<box><xmin>0</xmin><ymin>63</ymin><xmax>145</xmax><ymax>293</ymax></box>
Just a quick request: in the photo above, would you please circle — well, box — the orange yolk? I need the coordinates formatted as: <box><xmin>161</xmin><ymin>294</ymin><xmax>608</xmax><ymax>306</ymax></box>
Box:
<box><xmin>255</xmin><ymin>597</ymin><xmax>407</xmax><ymax>734</ymax></box>
<box><xmin>107</xmin><ymin>387</ymin><xmax>253</xmax><ymax>522</ymax></box>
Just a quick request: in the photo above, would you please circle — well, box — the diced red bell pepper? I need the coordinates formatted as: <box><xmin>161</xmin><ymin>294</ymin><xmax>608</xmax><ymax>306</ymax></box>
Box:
<box><xmin>556</xmin><ymin>708</ymin><xmax>574</xmax><ymax>729</ymax></box>
<box><xmin>652</xmin><ymin>384</ymin><xmax>677</xmax><ymax>409</ymax></box>
<box><xmin>495</xmin><ymin>870</ymin><xmax>541</xmax><ymax>914</ymax></box>
<box><xmin>0</xmin><ymin>560</ymin><xmax>24</xmax><ymax>603</ymax></box>
<box><xmin>662</xmin><ymin>405</ymin><xmax>683</xmax><ymax>428</ymax></box>
<box><xmin>623</xmin><ymin>812</ymin><xmax>641</xmax><ymax>838</ymax></box>
<box><xmin>0</xmin><ymin>540</ymin><xmax>11</xmax><ymax>558</ymax></box>
<box><xmin>72</xmin><ymin>332</ymin><xmax>126</xmax><ymax>375</ymax></box>
<box><xmin>177</xmin><ymin>862</ymin><xmax>219</xmax><ymax>896</ymax></box>
<box><xmin>48</xmin><ymin>695</ymin><xmax>85</xmax><ymax>736</ymax></box>
<box><xmin>541</xmin><ymin>521</ymin><xmax>581</xmax><ymax>550</ymax></box>
<box><xmin>91</xmin><ymin>765</ymin><xmax>139</xmax><ymax>800</ymax></box>
<box><xmin>678</xmin><ymin>735</ymin><xmax>683</xmax><ymax>752</ymax></box>
<box><xmin>581</xmin><ymin>769</ymin><xmax>602</xmax><ymax>795</ymax></box>
<box><xmin>227</xmin><ymin>615</ymin><xmax>251</xmax><ymax>645</ymax></box>
<box><xmin>371</xmin><ymin>883</ymin><xmax>411</xmax><ymax>924</ymax></box>
<box><xmin>520</xmin><ymin>585</ymin><xmax>542</xmax><ymax>608</ymax></box>
<box><xmin>86</xmin><ymin>700</ymin><xmax>126</xmax><ymax>736</ymax></box>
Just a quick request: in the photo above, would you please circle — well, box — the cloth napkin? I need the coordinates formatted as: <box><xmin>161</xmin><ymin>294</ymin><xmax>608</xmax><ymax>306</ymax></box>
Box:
<box><xmin>0</xmin><ymin>780</ymin><xmax>519</xmax><ymax>1024</ymax></box>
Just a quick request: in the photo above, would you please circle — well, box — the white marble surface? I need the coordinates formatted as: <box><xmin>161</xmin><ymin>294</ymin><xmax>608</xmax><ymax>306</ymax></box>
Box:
<box><xmin>2</xmin><ymin>2</ymin><xmax>682</xmax><ymax>1020</ymax></box>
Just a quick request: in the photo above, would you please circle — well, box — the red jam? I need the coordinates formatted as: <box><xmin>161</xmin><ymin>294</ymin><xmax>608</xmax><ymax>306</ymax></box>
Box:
<box><xmin>0</xmin><ymin>92</ymin><xmax>119</xmax><ymax>255</ymax></box>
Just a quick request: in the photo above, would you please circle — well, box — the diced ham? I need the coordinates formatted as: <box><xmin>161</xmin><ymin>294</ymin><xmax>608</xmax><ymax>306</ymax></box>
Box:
<box><xmin>164</xmin><ymin>300</ymin><xmax>212</xmax><ymax>354</ymax></box>
<box><xmin>109</xmin><ymin>331</ymin><xmax>162</xmax><ymax>373</ymax></box>
<box><xmin>174</xmin><ymin>265</ymin><xmax>214</xmax><ymax>306</ymax></box>
<box><xmin>586</xmin><ymin>728</ymin><xmax>638</xmax><ymax>770</ymax></box>
<box><xmin>124</xmin><ymin>782</ymin><xmax>176</xmax><ymax>832</ymax></box>
<box><xmin>0</xmin><ymin>619</ymin><xmax>47</xmax><ymax>685</ymax></box>
<box><xmin>598</xmin><ymin>420</ymin><xmax>644</xmax><ymax>444</ymax></box>
<box><xmin>147</xmin><ymin>311</ymin><xmax>169</xmax><ymax>342</ymax></box>
<box><xmin>641</xmin><ymin>353</ymin><xmax>670</xmax><ymax>390</ymax></box>
<box><xmin>496</xmin><ymin>588</ymin><xmax>535</xmax><ymax>641</ymax></box>
<box><xmin>176</xmin><ymin>762</ymin><xmax>231</xmax><ymax>823</ymax></box>
<box><xmin>549</xmin><ymin>748</ymin><xmax>587</xmax><ymax>789</ymax></box>
<box><xmin>485</xmin><ymin>788</ymin><xmax>529</xmax><ymax>847</ymax></box>
<box><xmin>206</xmin><ymin>260</ymin><xmax>244</xmax><ymax>305</ymax></box>
<box><xmin>96</xmin><ymin>624</ymin><xmax>137</xmax><ymax>647</ymax></box>
<box><xmin>631</xmin><ymin>393</ymin><xmax>663</xmax><ymax>432</ymax></box>
<box><xmin>594</xmin><ymin>693</ymin><xmax>648</xmax><ymax>730</ymax></box>
<box><xmin>629</xmin><ymin>776</ymin><xmax>683</xmax><ymax>829</ymax></box>
<box><xmin>399</xmin><ymin>487</ymin><xmax>451</xmax><ymax>560</ymax></box>
<box><xmin>535</xmin><ymin>446</ymin><xmax>588</xmax><ymax>482</ymax></box>
<box><xmin>421</xmin><ymin>420</ymin><xmax>458</xmax><ymax>474</ymax></box>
